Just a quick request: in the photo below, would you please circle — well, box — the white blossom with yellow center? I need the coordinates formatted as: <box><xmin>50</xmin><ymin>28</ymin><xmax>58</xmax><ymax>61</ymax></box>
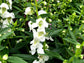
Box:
<box><xmin>1</xmin><ymin>12</ymin><xmax>15</xmax><ymax>21</ymax></box>
<box><xmin>30</xmin><ymin>29</ymin><xmax>44</xmax><ymax>55</ymax></box>
<box><xmin>38</xmin><ymin>55</ymin><xmax>49</xmax><ymax>63</ymax></box>
<box><xmin>37</xmin><ymin>28</ymin><xmax>46</xmax><ymax>42</ymax></box>
<box><xmin>36</xmin><ymin>18</ymin><xmax>48</xmax><ymax>29</ymax></box>
<box><xmin>24</xmin><ymin>7</ymin><xmax>33</xmax><ymax>15</ymax></box>
<box><xmin>0</xmin><ymin>3</ymin><xmax>9</xmax><ymax>14</ymax></box>
<box><xmin>33</xmin><ymin>55</ymin><xmax>49</xmax><ymax>63</ymax></box>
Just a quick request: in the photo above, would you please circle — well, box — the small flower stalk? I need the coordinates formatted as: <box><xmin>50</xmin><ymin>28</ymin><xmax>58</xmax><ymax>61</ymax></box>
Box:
<box><xmin>24</xmin><ymin>7</ymin><xmax>54</xmax><ymax>62</ymax></box>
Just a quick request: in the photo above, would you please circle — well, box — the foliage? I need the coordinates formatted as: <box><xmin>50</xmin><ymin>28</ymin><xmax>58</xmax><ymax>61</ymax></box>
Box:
<box><xmin>0</xmin><ymin>0</ymin><xmax>84</xmax><ymax>63</ymax></box>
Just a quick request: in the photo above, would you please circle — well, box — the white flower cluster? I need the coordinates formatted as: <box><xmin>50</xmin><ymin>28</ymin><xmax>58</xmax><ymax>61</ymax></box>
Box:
<box><xmin>29</xmin><ymin>17</ymin><xmax>48</xmax><ymax>55</ymax></box>
<box><xmin>24</xmin><ymin>8</ymin><xmax>53</xmax><ymax>63</ymax></box>
<box><xmin>0</xmin><ymin>0</ymin><xmax>15</xmax><ymax>28</ymax></box>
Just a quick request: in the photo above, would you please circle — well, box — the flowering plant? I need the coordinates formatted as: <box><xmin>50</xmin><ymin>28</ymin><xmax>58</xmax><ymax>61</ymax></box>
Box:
<box><xmin>0</xmin><ymin>0</ymin><xmax>84</xmax><ymax>63</ymax></box>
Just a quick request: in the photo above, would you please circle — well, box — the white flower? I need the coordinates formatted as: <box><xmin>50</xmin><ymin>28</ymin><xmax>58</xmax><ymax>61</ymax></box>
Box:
<box><xmin>36</xmin><ymin>18</ymin><xmax>48</xmax><ymax>28</ymax></box>
<box><xmin>32</xmin><ymin>29</ymin><xmax>46</xmax><ymax>42</ymax></box>
<box><xmin>38</xmin><ymin>55</ymin><xmax>49</xmax><ymax>63</ymax></box>
<box><xmin>0</xmin><ymin>3</ymin><xmax>9</xmax><ymax>14</ymax></box>
<box><xmin>2</xmin><ymin>19</ymin><xmax>9</xmax><ymax>28</ymax></box>
<box><xmin>0</xmin><ymin>3</ymin><xmax>9</xmax><ymax>9</ymax></box>
<box><xmin>37</xmin><ymin>28</ymin><xmax>46</xmax><ymax>42</ymax></box>
<box><xmin>30</xmin><ymin>29</ymin><xmax>40</xmax><ymax>55</ymax></box>
<box><xmin>6</xmin><ymin>0</ymin><xmax>12</xmax><ymax>9</ymax></box>
<box><xmin>37</xmin><ymin>43</ymin><xmax>44</xmax><ymax>54</ymax></box>
<box><xmin>33</xmin><ymin>55</ymin><xmax>49</xmax><ymax>63</ymax></box>
<box><xmin>24</xmin><ymin>7</ymin><xmax>33</xmax><ymax>15</ymax></box>
<box><xmin>30</xmin><ymin>44</ymin><xmax>37</xmax><ymax>55</ymax></box>
<box><xmin>1</xmin><ymin>12</ymin><xmax>15</xmax><ymax>19</ymax></box>
<box><xmin>33</xmin><ymin>60</ymin><xmax>39</xmax><ymax>63</ymax></box>
<box><xmin>30</xmin><ymin>42</ymin><xmax>44</xmax><ymax>55</ymax></box>
<box><xmin>30</xmin><ymin>29</ymin><xmax>45</xmax><ymax>55</ymax></box>
<box><xmin>38</xmin><ymin>10</ymin><xmax>47</xmax><ymax>16</ymax></box>
<box><xmin>28</xmin><ymin>21</ymin><xmax>37</xmax><ymax>31</ymax></box>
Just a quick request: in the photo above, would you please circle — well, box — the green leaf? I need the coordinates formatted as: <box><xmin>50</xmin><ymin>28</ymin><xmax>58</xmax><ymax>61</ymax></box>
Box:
<box><xmin>12</xmin><ymin>54</ymin><xmax>35</xmax><ymax>61</ymax></box>
<box><xmin>45</xmin><ymin>50</ymin><xmax>64</xmax><ymax>61</ymax></box>
<box><xmin>63</xmin><ymin>38</ymin><xmax>79</xmax><ymax>45</ymax></box>
<box><xmin>14</xmin><ymin>0</ymin><xmax>19</xmax><ymax>3</ymax></box>
<box><xmin>0</xmin><ymin>31</ymin><xmax>13</xmax><ymax>42</ymax></box>
<box><xmin>48</xmin><ymin>29</ymin><xmax>62</xmax><ymax>36</ymax></box>
<box><xmin>0</xmin><ymin>46</ymin><xmax>5</xmax><ymax>51</ymax></box>
<box><xmin>68</xmin><ymin>28</ymin><xmax>77</xmax><ymax>42</ymax></box>
<box><xmin>0</xmin><ymin>28</ymin><xmax>10</xmax><ymax>34</ymax></box>
<box><xmin>7</xmin><ymin>56</ymin><xmax>28</xmax><ymax>63</ymax></box>
<box><xmin>13</xmin><ymin>6</ymin><xmax>22</xmax><ymax>12</ymax></box>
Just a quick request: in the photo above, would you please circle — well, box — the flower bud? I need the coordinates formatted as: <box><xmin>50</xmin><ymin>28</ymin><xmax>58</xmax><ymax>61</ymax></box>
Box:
<box><xmin>2</xmin><ymin>54</ymin><xmax>8</xmax><ymax>60</ymax></box>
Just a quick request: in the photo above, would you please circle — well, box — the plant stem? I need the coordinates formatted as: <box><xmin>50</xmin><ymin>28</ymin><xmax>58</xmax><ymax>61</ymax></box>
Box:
<box><xmin>35</xmin><ymin>0</ymin><xmax>38</xmax><ymax>16</ymax></box>
<box><xmin>8</xmin><ymin>39</ymin><xmax>12</xmax><ymax>48</ymax></box>
<box><xmin>21</xmin><ymin>15</ymin><xmax>28</xmax><ymax>27</ymax></box>
<box><xmin>47</xmin><ymin>0</ymin><xmax>49</xmax><ymax>12</ymax></box>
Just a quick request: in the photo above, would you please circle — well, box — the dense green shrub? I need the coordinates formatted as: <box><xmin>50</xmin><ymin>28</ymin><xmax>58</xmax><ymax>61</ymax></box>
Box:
<box><xmin>0</xmin><ymin>0</ymin><xmax>84</xmax><ymax>63</ymax></box>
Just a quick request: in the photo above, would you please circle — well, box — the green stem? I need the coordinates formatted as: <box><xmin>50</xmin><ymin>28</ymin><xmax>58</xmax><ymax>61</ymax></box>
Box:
<box><xmin>31</xmin><ymin>0</ymin><xmax>33</xmax><ymax>3</ymax></box>
<box><xmin>47</xmin><ymin>0</ymin><xmax>49</xmax><ymax>12</ymax></box>
<box><xmin>21</xmin><ymin>15</ymin><xmax>28</xmax><ymax>27</ymax></box>
<box><xmin>78</xmin><ymin>13</ymin><xmax>82</xmax><ymax>24</ymax></box>
<box><xmin>8</xmin><ymin>39</ymin><xmax>12</xmax><ymax>48</ymax></box>
<box><xmin>35</xmin><ymin>0</ymin><xmax>38</xmax><ymax>16</ymax></box>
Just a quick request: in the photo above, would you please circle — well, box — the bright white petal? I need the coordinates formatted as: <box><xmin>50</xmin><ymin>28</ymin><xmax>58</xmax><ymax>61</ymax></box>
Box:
<box><xmin>28</xmin><ymin>21</ymin><xmax>37</xmax><ymax>31</ymax></box>
<box><xmin>1</xmin><ymin>12</ymin><xmax>15</xmax><ymax>18</ymax></box>
<box><xmin>37</xmin><ymin>48</ymin><xmax>44</xmax><ymax>54</ymax></box>
<box><xmin>6</xmin><ymin>0</ymin><xmax>12</xmax><ymax>9</ymax></box>
<box><xmin>2</xmin><ymin>19</ymin><xmax>9</xmax><ymax>28</ymax></box>
<box><xmin>43</xmin><ymin>55</ymin><xmax>49</xmax><ymax>61</ymax></box>
<box><xmin>24</xmin><ymin>7</ymin><xmax>33</xmax><ymax>15</ymax></box>
<box><xmin>50</xmin><ymin>36</ymin><xmax>54</xmax><ymax>41</ymax></box>
<box><xmin>0</xmin><ymin>3</ymin><xmax>9</xmax><ymax>9</ymax></box>
<box><xmin>36</xmin><ymin>18</ymin><xmax>48</xmax><ymax>28</ymax></box>
<box><xmin>33</xmin><ymin>60</ymin><xmax>39</xmax><ymax>63</ymax></box>
<box><xmin>30</xmin><ymin>45</ymin><xmax>36</xmax><ymax>55</ymax></box>
<box><xmin>37</xmin><ymin>43</ymin><xmax>44</xmax><ymax>54</ymax></box>
<box><xmin>38</xmin><ymin>10</ymin><xmax>47</xmax><ymax>15</ymax></box>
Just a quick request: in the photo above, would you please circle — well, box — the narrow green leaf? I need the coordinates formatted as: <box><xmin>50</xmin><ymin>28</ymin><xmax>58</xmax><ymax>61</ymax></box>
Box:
<box><xmin>13</xmin><ymin>6</ymin><xmax>22</xmax><ymax>12</ymax></box>
<box><xmin>45</xmin><ymin>51</ymin><xmax>64</xmax><ymax>61</ymax></box>
<box><xmin>63</xmin><ymin>38</ymin><xmax>79</xmax><ymax>45</ymax></box>
<box><xmin>12</xmin><ymin>54</ymin><xmax>35</xmax><ymax>61</ymax></box>
<box><xmin>68</xmin><ymin>28</ymin><xmax>77</xmax><ymax>42</ymax></box>
<box><xmin>0</xmin><ymin>46</ymin><xmax>5</xmax><ymax>51</ymax></box>
<box><xmin>49</xmin><ymin>29</ymin><xmax>62</xmax><ymax>36</ymax></box>
<box><xmin>0</xmin><ymin>31</ymin><xmax>13</xmax><ymax>42</ymax></box>
<box><xmin>7</xmin><ymin>56</ymin><xmax>28</xmax><ymax>63</ymax></box>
